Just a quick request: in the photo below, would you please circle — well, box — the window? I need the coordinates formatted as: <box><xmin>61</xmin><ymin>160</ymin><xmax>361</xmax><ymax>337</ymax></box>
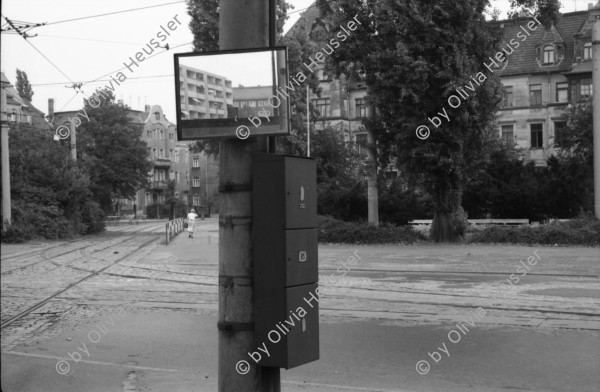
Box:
<box><xmin>159</xmin><ymin>170</ymin><xmax>166</xmax><ymax>181</ymax></box>
<box><xmin>248</xmin><ymin>101</ymin><xmax>256</xmax><ymax>107</ymax></box>
<box><xmin>175</xmin><ymin>171</ymin><xmax>179</xmax><ymax>182</ymax></box>
<box><xmin>185</xmin><ymin>172</ymin><xmax>189</xmax><ymax>184</ymax></box>
<box><xmin>543</xmin><ymin>45</ymin><xmax>554</xmax><ymax>64</ymax></box>
<box><xmin>174</xmin><ymin>150</ymin><xmax>179</xmax><ymax>162</ymax></box>
<box><xmin>355</xmin><ymin>133</ymin><xmax>368</xmax><ymax>156</ymax></box>
<box><xmin>556</xmin><ymin>82</ymin><xmax>569</xmax><ymax>103</ymax></box>
<box><xmin>554</xmin><ymin>121</ymin><xmax>567</xmax><ymax>147</ymax></box>
<box><xmin>502</xmin><ymin>86</ymin><xmax>513</xmax><ymax>107</ymax></box>
<box><xmin>145</xmin><ymin>192</ymin><xmax>151</xmax><ymax>205</ymax></box>
<box><xmin>154</xmin><ymin>112</ymin><xmax>160</xmax><ymax>120</ymax></box>
<box><xmin>193</xmin><ymin>177</ymin><xmax>200</xmax><ymax>187</ymax></box>
<box><xmin>501</xmin><ymin>125</ymin><xmax>514</xmax><ymax>143</ymax></box>
<box><xmin>355</xmin><ymin>98</ymin><xmax>367</xmax><ymax>118</ymax></box>
<box><xmin>183</xmin><ymin>194</ymin><xmax>188</xmax><ymax>203</ymax></box>
<box><xmin>583</xmin><ymin>42</ymin><xmax>592</xmax><ymax>60</ymax></box>
<box><xmin>159</xmin><ymin>130</ymin><xmax>164</xmax><ymax>139</ymax></box>
<box><xmin>169</xmin><ymin>133</ymin><xmax>173</xmax><ymax>140</ymax></box>
<box><xmin>185</xmin><ymin>150</ymin><xmax>189</xmax><ymax>163</ymax></box>
<box><xmin>147</xmin><ymin>130</ymin><xmax>152</xmax><ymax>138</ymax></box>
<box><xmin>580</xmin><ymin>82</ymin><xmax>593</xmax><ymax>100</ymax></box>
<box><xmin>193</xmin><ymin>158</ymin><xmax>200</xmax><ymax>168</ymax></box>
<box><xmin>529</xmin><ymin>84</ymin><xmax>542</xmax><ymax>107</ymax></box>
<box><xmin>152</xmin><ymin>148</ymin><xmax>157</xmax><ymax>158</ymax></box>
<box><xmin>159</xmin><ymin>149</ymin><xmax>164</xmax><ymax>158</ymax></box>
<box><xmin>530</xmin><ymin>124</ymin><xmax>543</xmax><ymax>148</ymax></box>
<box><xmin>170</xmin><ymin>171</ymin><xmax>175</xmax><ymax>180</ymax></box>
<box><xmin>313</xmin><ymin>98</ymin><xmax>331</xmax><ymax>117</ymax></box>
<box><xmin>234</xmin><ymin>101</ymin><xmax>240</xmax><ymax>107</ymax></box>
<box><xmin>169</xmin><ymin>149</ymin><xmax>173</xmax><ymax>158</ymax></box>
<box><xmin>193</xmin><ymin>194</ymin><xmax>201</xmax><ymax>205</ymax></box>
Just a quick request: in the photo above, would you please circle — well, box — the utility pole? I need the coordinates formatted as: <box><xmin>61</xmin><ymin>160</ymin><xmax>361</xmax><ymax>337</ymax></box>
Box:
<box><xmin>217</xmin><ymin>0</ymin><xmax>276</xmax><ymax>391</ymax></box>
<box><xmin>307</xmin><ymin>85</ymin><xmax>310</xmax><ymax>157</ymax></box>
<box><xmin>1</xmin><ymin>82</ymin><xmax>12</xmax><ymax>230</ymax></box>
<box><xmin>366</xmin><ymin>86</ymin><xmax>379</xmax><ymax>226</ymax></box>
<box><xmin>592</xmin><ymin>6</ymin><xmax>600</xmax><ymax>219</ymax></box>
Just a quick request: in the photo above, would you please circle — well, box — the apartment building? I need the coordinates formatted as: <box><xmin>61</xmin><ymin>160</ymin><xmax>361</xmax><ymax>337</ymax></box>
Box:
<box><xmin>178</xmin><ymin>64</ymin><xmax>233</xmax><ymax>120</ymax></box>
<box><xmin>232</xmin><ymin>85</ymin><xmax>274</xmax><ymax>118</ymax></box>
<box><xmin>497</xmin><ymin>8</ymin><xmax>596</xmax><ymax>166</ymax></box>
<box><xmin>290</xmin><ymin>2</ymin><xmax>599</xmax><ymax>167</ymax></box>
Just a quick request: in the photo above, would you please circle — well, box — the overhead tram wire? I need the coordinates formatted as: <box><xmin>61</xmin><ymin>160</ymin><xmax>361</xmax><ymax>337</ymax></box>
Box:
<box><xmin>1</xmin><ymin>15</ymin><xmax>75</xmax><ymax>84</ymax></box>
<box><xmin>31</xmin><ymin>74</ymin><xmax>176</xmax><ymax>87</ymax></box>
<box><xmin>41</xmin><ymin>1</ymin><xmax>186</xmax><ymax>27</ymax></box>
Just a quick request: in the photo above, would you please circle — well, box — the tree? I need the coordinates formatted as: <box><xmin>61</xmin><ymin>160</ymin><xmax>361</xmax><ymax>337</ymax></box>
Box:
<box><xmin>78</xmin><ymin>90</ymin><xmax>152</xmax><ymax>212</ymax></box>
<box><xmin>15</xmin><ymin>69</ymin><xmax>34</xmax><ymax>102</ymax></box>
<box><xmin>316</xmin><ymin>0</ymin><xmax>560</xmax><ymax>242</ymax></box>
<box><xmin>1</xmin><ymin>126</ymin><xmax>104</xmax><ymax>241</ymax></box>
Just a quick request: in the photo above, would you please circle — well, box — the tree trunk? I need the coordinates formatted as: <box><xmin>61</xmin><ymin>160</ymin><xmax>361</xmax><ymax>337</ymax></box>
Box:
<box><xmin>430</xmin><ymin>210</ymin><xmax>456</xmax><ymax>243</ymax></box>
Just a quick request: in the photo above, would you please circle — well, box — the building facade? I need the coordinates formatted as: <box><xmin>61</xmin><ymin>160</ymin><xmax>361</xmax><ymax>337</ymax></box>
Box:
<box><xmin>496</xmin><ymin>8</ymin><xmax>596</xmax><ymax>166</ymax></box>
<box><xmin>1</xmin><ymin>72</ymin><xmax>50</xmax><ymax>132</ymax></box>
<box><xmin>290</xmin><ymin>2</ymin><xmax>599</xmax><ymax>167</ymax></box>
<box><xmin>178</xmin><ymin>64</ymin><xmax>233</xmax><ymax>120</ymax></box>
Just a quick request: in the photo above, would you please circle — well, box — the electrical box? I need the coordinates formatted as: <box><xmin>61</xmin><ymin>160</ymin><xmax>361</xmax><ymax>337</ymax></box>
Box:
<box><xmin>252</xmin><ymin>154</ymin><xmax>319</xmax><ymax>369</ymax></box>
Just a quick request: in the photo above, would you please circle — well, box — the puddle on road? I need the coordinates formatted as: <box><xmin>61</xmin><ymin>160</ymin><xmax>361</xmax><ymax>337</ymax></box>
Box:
<box><xmin>526</xmin><ymin>288</ymin><xmax>600</xmax><ymax>298</ymax></box>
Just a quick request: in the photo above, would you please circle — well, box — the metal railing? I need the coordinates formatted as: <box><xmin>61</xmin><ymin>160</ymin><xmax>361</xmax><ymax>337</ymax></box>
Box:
<box><xmin>165</xmin><ymin>217</ymin><xmax>185</xmax><ymax>245</ymax></box>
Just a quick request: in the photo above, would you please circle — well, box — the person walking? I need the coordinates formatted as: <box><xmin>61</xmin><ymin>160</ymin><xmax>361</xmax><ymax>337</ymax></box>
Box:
<box><xmin>187</xmin><ymin>208</ymin><xmax>198</xmax><ymax>238</ymax></box>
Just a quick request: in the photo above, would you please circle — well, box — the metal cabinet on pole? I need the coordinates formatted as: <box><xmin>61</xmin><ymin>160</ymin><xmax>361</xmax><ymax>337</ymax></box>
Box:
<box><xmin>252</xmin><ymin>154</ymin><xmax>319</xmax><ymax>368</ymax></box>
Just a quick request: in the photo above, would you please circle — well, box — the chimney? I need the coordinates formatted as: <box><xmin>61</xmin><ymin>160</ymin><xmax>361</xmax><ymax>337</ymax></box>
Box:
<box><xmin>48</xmin><ymin>98</ymin><xmax>54</xmax><ymax>117</ymax></box>
<box><xmin>590</xmin><ymin>3</ymin><xmax>594</xmax><ymax>9</ymax></box>
<box><xmin>145</xmin><ymin>104</ymin><xmax>151</xmax><ymax>112</ymax></box>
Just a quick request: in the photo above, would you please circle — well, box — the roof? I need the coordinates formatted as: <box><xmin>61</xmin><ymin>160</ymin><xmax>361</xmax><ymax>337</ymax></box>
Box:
<box><xmin>1</xmin><ymin>72</ymin><xmax>30</xmax><ymax>108</ymax></box>
<box><xmin>285</xmin><ymin>2</ymin><xmax>320</xmax><ymax>38</ymax></box>
<box><xmin>496</xmin><ymin>11</ymin><xmax>592</xmax><ymax>76</ymax></box>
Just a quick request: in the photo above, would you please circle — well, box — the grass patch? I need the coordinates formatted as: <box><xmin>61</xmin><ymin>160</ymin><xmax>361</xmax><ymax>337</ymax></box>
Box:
<box><xmin>467</xmin><ymin>217</ymin><xmax>600</xmax><ymax>246</ymax></box>
<box><xmin>318</xmin><ymin>215</ymin><xmax>426</xmax><ymax>244</ymax></box>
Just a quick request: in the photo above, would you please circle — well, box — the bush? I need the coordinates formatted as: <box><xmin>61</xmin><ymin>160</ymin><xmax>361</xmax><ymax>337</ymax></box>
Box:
<box><xmin>318</xmin><ymin>215</ymin><xmax>426</xmax><ymax>244</ymax></box>
<box><xmin>81</xmin><ymin>201</ymin><xmax>105</xmax><ymax>234</ymax></box>
<box><xmin>2</xmin><ymin>201</ymin><xmax>75</xmax><ymax>242</ymax></box>
<box><xmin>467</xmin><ymin>217</ymin><xmax>600</xmax><ymax>246</ymax></box>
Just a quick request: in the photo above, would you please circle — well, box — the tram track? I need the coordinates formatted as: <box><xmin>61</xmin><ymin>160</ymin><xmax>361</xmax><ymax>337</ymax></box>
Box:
<box><xmin>1</xmin><ymin>224</ymin><xmax>163</xmax><ymax>275</ymax></box>
<box><xmin>0</xmin><ymin>228</ymin><xmax>165</xmax><ymax>330</ymax></box>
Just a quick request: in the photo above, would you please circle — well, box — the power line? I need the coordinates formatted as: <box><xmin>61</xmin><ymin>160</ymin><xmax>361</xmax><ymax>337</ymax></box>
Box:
<box><xmin>81</xmin><ymin>41</ymin><xmax>193</xmax><ymax>89</ymax></box>
<box><xmin>42</xmin><ymin>1</ymin><xmax>186</xmax><ymax>27</ymax></box>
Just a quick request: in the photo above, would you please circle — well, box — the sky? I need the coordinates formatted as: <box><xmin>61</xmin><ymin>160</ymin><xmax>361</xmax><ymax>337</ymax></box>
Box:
<box><xmin>0</xmin><ymin>0</ymin><xmax>590</xmax><ymax>122</ymax></box>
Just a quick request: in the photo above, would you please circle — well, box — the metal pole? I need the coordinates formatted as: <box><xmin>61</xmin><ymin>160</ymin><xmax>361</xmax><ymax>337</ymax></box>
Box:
<box><xmin>70</xmin><ymin>120</ymin><xmax>76</xmax><ymax>161</ymax></box>
<box><xmin>591</xmin><ymin>7</ymin><xmax>600</xmax><ymax>219</ymax></box>
<box><xmin>1</xmin><ymin>84</ymin><xmax>12</xmax><ymax>230</ymax></box>
<box><xmin>218</xmin><ymin>1</ymin><xmax>273</xmax><ymax>391</ymax></box>
<box><xmin>307</xmin><ymin>85</ymin><xmax>310</xmax><ymax>157</ymax></box>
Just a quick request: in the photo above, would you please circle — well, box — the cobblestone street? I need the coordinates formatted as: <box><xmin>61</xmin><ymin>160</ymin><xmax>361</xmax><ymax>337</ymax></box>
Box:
<box><xmin>2</xmin><ymin>220</ymin><xmax>599</xmax><ymax>391</ymax></box>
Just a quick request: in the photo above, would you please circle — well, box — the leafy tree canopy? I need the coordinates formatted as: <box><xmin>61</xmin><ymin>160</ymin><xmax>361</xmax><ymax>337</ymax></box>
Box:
<box><xmin>78</xmin><ymin>90</ymin><xmax>152</xmax><ymax>211</ymax></box>
<box><xmin>16</xmin><ymin>69</ymin><xmax>34</xmax><ymax>102</ymax></box>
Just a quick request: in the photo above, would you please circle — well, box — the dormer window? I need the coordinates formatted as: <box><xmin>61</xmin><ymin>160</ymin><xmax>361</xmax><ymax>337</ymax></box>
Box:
<box><xmin>543</xmin><ymin>45</ymin><xmax>555</xmax><ymax>64</ymax></box>
<box><xmin>583</xmin><ymin>42</ymin><xmax>592</xmax><ymax>60</ymax></box>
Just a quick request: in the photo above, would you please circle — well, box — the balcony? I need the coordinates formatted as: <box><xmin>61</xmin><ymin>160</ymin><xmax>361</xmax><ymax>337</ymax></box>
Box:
<box><xmin>150</xmin><ymin>181</ymin><xmax>168</xmax><ymax>190</ymax></box>
<box><xmin>152</xmin><ymin>158</ymin><xmax>171</xmax><ymax>168</ymax></box>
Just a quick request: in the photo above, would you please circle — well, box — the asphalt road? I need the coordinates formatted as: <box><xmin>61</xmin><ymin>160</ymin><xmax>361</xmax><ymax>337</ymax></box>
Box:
<box><xmin>1</xmin><ymin>220</ymin><xmax>599</xmax><ymax>391</ymax></box>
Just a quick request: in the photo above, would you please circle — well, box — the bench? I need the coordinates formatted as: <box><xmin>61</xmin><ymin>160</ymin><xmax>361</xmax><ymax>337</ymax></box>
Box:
<box><xmin>408</xmin><ymin>219</ymin><xmax>529</xmax><ymax>226</ymax></box>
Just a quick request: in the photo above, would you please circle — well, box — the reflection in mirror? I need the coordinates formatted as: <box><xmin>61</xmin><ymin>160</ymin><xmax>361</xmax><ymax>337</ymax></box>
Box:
<box><xmin>175</xmin><ymin>47</ymin><xmax>289</xmax><ymax>140</ymax></box>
